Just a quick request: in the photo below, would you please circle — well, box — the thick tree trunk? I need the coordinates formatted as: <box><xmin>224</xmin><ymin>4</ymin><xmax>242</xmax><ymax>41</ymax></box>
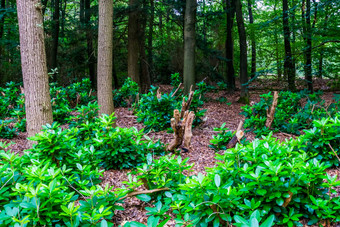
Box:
<box><xmin>225</xmin><ymin>0</ymin><xmax>235</xmax><ymax>90</ymax></box>
<box><xmin>128</xmin><ymin>0</ymin><xmax>140</xmax><ymax>85</ymax></box>
<box><xmin>247</xmin><ymin>0</ymin><xmax>256</xmax><ymax>79</ymax></box>
<box><xmin>85</xmin><ymin>0</ymin><xmax>96</xmax><ymax>89</ymax></box>
<box><xmin>283</xmin><ymin>0</ymin><xmax>296</xmax><ymax>91</ymax></box>
<box><xmin>51</xmin><ymin>0</ymin><xmax>60</xmax><ymax>71</ymax></box>
<box><xmin>235</xmin><ymin>0</ymin><xmax>249</xmax><ymax>103</ymax></box>
<box><xmin>183</xmin><ymin>0</ymin><xmax>197</xmax><ymax>95</ymax></box>
<box><xmin>17</xmin><ymin>0</ymin><xmax>53</xmax><ymax>137</ymax></box>
<box><xmin>97</xmin><ymin>0</ymin><xmax>114</xmax><ymax>116</ymax></box>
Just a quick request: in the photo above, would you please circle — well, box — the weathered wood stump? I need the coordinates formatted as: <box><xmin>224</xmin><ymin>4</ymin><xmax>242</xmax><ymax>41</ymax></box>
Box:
<box><xmin>167</xmin><ymin>87</ymin><xmax>195</xmax><ymax>152</ymax></box>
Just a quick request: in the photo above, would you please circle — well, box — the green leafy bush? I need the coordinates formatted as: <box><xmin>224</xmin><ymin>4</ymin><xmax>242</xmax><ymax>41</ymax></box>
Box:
<box><xmin>66</xmin><ymin>78</ymin><xmax>95</xmax><ymax>106</ymax></box>
<box><xmin>209</xmin><ymin>122</ymin><xmax>249</xmax><ymax>151</ymax></box>
<box><xmin>0</xmin><ymin>120</ymin><xmax>17</xmax><ymax>138</ymax></box>
<box><xmin>297</xmin><ymin>114</ymin><xmax>340</xmax><ymax>167</ymax></box>
<box><xmin>135</xmin><ymin>77</ymin><xmax>207</xmax><ymax>132</ymax></box>
<box><xmin>113</xmin><ymin>77</ymin><xmax>139</xmax><ymax>107</ymax></box>
<box><xmin>94</xmin><ymin>126</ymin><xmax>165</xmax><ymax>169</ymax></box>
<box><xmin>241</xmin><ymin>91</ymin><xmax>340</xmax><ymax>136</ymax></box>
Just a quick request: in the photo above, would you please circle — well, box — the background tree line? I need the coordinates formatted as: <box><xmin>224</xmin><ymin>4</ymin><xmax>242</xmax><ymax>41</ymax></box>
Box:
<box><xmin>0</xmin><ymin>0</ymin><xmax>339</xmax><ymax>94</ymax></box>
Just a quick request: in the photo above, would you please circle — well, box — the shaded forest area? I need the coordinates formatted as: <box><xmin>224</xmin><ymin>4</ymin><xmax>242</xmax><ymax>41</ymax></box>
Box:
<box><xmin>0</xmin><ymin>0</ymin><xmax>340</xmax><ymax>226</ymax></box>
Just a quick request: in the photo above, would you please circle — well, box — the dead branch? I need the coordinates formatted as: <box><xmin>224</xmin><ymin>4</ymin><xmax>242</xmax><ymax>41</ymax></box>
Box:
<box><xmin>120</xmin><ymin>187</ymin><xmax>170</xmax><ymax>200</ymax></box>
<box><xmin>328</xmin><ymin>143</ymin><xmax>340</xmax><ymax>163</ymax></box>
<box><xmin>265</xmin><ymin>91</ymin><xmax>279</xmax><ymax>128</ymax></box>
<box><xmin>183</xmin><ymin>111</ymin><xmax>195</xmax><ymax>150</ymax></box>
<box><xmin>171</xmin><ymin>82</ymin><xmax>183</xmax><ymax>97</ymax></box>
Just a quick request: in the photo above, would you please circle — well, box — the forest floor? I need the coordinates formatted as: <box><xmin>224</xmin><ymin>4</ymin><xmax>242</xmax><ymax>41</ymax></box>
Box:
<box><xmin>1</xmin><ymin>78</ymin><xmax>340</xmax><ymax>226</ymax></box>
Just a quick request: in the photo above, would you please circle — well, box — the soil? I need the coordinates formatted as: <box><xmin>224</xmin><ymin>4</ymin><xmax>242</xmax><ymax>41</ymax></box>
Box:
<box><xmin>1</xmin><ymin>78</ymin><xmax>339</xmax><ymax>226</ymax></box>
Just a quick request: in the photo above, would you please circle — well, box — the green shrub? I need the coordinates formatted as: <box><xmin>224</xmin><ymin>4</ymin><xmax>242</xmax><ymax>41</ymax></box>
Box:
<box><xmin>209</xmin><ymin>122</ymin><xmax>249</xmax><ymax>151</ymax></box>
<box><xmin>0</xmin><ymin>142</ymin><xmax>124</xmax><ymax>226</ymax></box>
<box><xmin>241</xmin><ymin>91</ymin><xmax>340</xmax><ymax>137</ymax></box>
<box><xmin>113</xmin><ymin>77</ymin><xmax>139</xmax><ymax>107</ymax></box>
<box><xmin>0</xmin><ymin>120</ymin><xmax>17</xmax><ymax>139</ymax></box>
<box><xmin>94</xmin><ymin>126</ymin><xmax>165</xmax><ymax>170</ymax></box>
<box><xmin>297</xmin><ymin>114</ymin><xmax>340</xmax><ymax>167</ymax></box>
<box><xmin>50</xmin><ymin>84</ymin><xmax>72</xmax><ymax>123</ymax></box>
<box><xmin>135</xmin><ymin>78</ymin><xmax>207</xmax><ymax>132</ymax></box>
<box><xmin>66</xmin><ymin>78</ymin><xmax>95</xmax><ymax>106</ymax></box>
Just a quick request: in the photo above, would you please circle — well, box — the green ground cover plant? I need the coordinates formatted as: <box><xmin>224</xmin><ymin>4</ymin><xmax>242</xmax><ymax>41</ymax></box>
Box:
<box><xmin>241</xmin><ymin>91</ymin><xmax>340</xmax><ymax>137</ymax></box>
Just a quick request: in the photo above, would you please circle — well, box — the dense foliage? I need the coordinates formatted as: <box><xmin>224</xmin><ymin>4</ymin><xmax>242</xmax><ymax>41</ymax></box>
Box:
<box><xmin>241</xmin><ymin>91</ymin><xmax>340</xmax><ymax>136</ymax></box>
<box><xmin>135</xmin><ymin>74</ymin><xmax>207</xmax><ymax>132</ymax></box>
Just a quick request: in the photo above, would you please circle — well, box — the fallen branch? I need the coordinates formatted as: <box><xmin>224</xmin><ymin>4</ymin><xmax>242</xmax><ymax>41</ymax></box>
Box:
<box><xmin>120</xmin><ymin>187</ymin><xmax>170</xmax><ymax>200</ymax></box>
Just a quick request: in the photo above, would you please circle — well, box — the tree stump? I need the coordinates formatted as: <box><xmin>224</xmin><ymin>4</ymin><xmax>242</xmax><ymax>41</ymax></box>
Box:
<box><xmin>265</xmin><ymin>91</ymin><xmax>279</xmax><ymax>128</ymax></box>
<box><xmin>167</xmin><ymin>88</ymin><xmax>195</xmax><ymax>152</ymax></box>
<box><xmin>226</xmin><ymin>120</ymin><xmax>245</xmax><ymax>149</ymax></box>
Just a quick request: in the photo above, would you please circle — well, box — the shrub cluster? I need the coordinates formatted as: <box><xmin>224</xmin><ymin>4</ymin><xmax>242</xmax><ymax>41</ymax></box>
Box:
<box><xmin>134</xmin><ymin>73</ymin><xmax>207</xmax><ymax>132</ymax></box>
<box><xmin>241</xmin><ymin>91</ymin><xmax>340</xmax><ymax>136</ymax></box>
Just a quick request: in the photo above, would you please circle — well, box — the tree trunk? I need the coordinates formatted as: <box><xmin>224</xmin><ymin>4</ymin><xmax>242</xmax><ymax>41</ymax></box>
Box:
<box><xmin>139</xmin><ymin>2</ymin><xmax>151</xmax><ymax>93</ymax></box>
<box><xmin>148</xmin><ymin>0</ymin><xmax>154</xmax><ymax>83</ymax></box>
<box><xmin>17</xmin><ymin>0</ymin><xmax>53</xmax><ymax>137</ymax></box>
<box><xmin>235</xmin><ymin>0</ymin><xmax>249</xmax><ymax>103</ymax></box>
<box><xmin>51</xmin><ymin>0</ymin><xmax>60</xmax><ymax>71</ymax></box>
<box><xmin>305</xmin><ymin>0</ymin><xmax>313</xmax><ymax>92</ymax></box>
<box><xmin>0</xmin><ymin>0</ymin><xmax>5</xmax><ymax>63</ymax></box>
<box><xmin>183</xmin><ymin>0</ymin><xmax>197</xmax><ymax>95</ymax></box>
<box><xmin>60</xmin><ymin>0</ymin><xmax>66</xmax><ymax>37</ymax></box>
<box><xmin>225</xmin><ymin>0</ymin><xmax>235</xmax><ymax>90</ymax></box>
<box><xmin>128</xmin><ymin>0</ymin><xmax>140</xmax><ymax>85</ymax></box>
<box><xmin>85</xmin><ymin>0</ymin><xmax>96</xmax><ymax>89</ymax></box>
<box><xmin>97</xmin><ymin>0</ymin><xmax>114</xmax><ymax>116</ymax></box>
<box><xmin>247</xmin><ymin>0</ymin><xmax>256</xmax><ymax>79</ymax></box>
<box><xmin>283</xmin><ymin>0</ymin><xmax>296</xmax><ymax>91</ymax></box>
<box><xmin>274</xmin><ymin>1</ymin><xmax>282</xmax><ymax>80</ymax></box>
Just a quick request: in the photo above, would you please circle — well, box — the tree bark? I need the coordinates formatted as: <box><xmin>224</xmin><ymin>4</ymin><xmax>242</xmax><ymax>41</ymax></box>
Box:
<box><xmin>148</xmin><ymin>0</ymin><xmax>154</xmax><ymax>83</ymax></box>
<box><xmin>0</xmin><ymin>0</ymin><xmax>6</xmax><ymax>63</ymax></box>
<box><xmin>235</xmin><ymin>0</ymin><xmax>249</xmax><ymax>103</ymax></box>
<box><xmin>85</xmin><ymin>0</ymin><xmax>96</xmax><ymax>89</ymax></box>
<box><xmin>247</xmin><ymin>0</ymin><xmax>256</xmax><ymax>79</ymax></box>
<box><xmin>60</xmin><ymin>0</ymin><xmax>66</xmax><ymax>37</ymax></box>
<box><xmin>51</xmin><ymin>0</ymin><xmax>60</xmax><ymax>71</ymax></box>
<box><xmin>305</xmin><ymin>0</ymin><xmax>313</xmax><ymax>92</ymax></box>
<box><xmin>139</xmin><ymin>0</ymin><xmax>151</xmax><ymax>93</ymax></box>
<box><xmin>16</xmin><ymin>0</ymin><xmax>53</xmax><ymax>137</ymax></box>
<box><xmin>183</xmin><ymin>0</ymin><xmax>197</xmax><ymax>95</ymax></box>
<box><xmin>128</xmin><ymin>0</ymin><xmax>140</xmax><ymax>85</ymax></box>
<box><xmin>224</xmin><ymin>0</ymin><xmax>236</xmax><ymax>90</ymax></box>
<box><xmin>283</xmin><ymin>0</ymin><xmax>296</xmax><ymax>91</ymax></box>
<box><xmin>97</xmin><ymin>0</ymin><xmax>114</xmax><ymax>116</ymax></box>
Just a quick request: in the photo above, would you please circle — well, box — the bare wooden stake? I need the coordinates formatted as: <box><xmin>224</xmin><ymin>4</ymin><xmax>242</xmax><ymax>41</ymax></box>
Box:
<box><xmin>171</xmin><ymin>82</ymin><xmax>183</xmax><ymax>97</ymax></box>
<box><xmin>265</xmin><ymin>91</ymin><xmax>279</xmax><ymax>128</ymax></box>
<box><xmin>226</xmin><ymin>120</ymin><xmax>245</xmax><ymax>149</ymax></box>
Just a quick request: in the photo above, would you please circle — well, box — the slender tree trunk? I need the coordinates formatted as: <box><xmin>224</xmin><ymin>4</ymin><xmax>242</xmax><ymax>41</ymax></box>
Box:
<box><xmin>17</xmin><ymin>0</ymin><xmax>53</xmax><ymax>137</ymax></box>
<box><xmin>51</xmin><ymin>0</ymin><xmax>60</xmax><ymax>72</ymax></box>
<box><xmin>274</xmin><ymin>1</ymin><xmax>282</xmax><ymax>80</ymax></box>
<box><xmin>139</xmin><ymin>1</ymin><xmax>151</xmax><ymax>93</ymax></box>
<box><xmin>283</xmin><ymin>0</ymin><xmax>296</xmax><ymax>91</ymax></box>
<box><xmin>291</xmin><ymin>0</ymin><xmax>296</xmax><ymax>55</ymax></box>
<box><xmin>247</xmin><ymin>0</ymin><xmax>256</xmax><ymax>78</ymax></box>
<box><xmin>97</xmin><ymin>0</ymin><xmax>114</xmax><ymax>116</ymax></box>
<box><xmin>318</xmin><ymin>10</ymin><xmax>327</xmax><ymax>79</ymax></box>
<box><xmin>85</xmin><ymin>0</ymin><xmax>96</xmax><ymax>89</ymax></box>
<box><xmin>0</xmin><ymin>0</ymin><xmax>5</xmax><ymax>64</ymax></box>
<box><xmin>235</xmin><ymin>0</ymin><xmax>249</xmax><ymax>103</ymax></box>
<box><xmin>128</xmin><ymin>0</ymin><xmax>140</xmax><ymax>85</ymax></box>
<box><xmin>60</xmin><ymin>0</ymin><xmax>66</xmax><ymax>37</ymax></box>
<box><xmin>183</xmin><ymin>0</ymin><xmax>197</xmax><ymax>94</ymax></box>
<box><xmin>305</xmin><ymin>0</ymin><xmax>313</xmax><ymax>92</ymax></box>
<box><xmin>225</xmin><ymin>0</ymin><xmax>235</xmax><ymax>90</ymax></box>
<box><xmin>148</xmin><ymin>0</ymin><xmax>154</xmax><ymax>83</ymax></box>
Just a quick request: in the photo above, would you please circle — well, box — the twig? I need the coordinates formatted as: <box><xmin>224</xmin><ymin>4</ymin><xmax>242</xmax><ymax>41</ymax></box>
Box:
<box><xmin>171</xmin><ymin>83</ymin><xmax>183</xmax><ymax>97</ymax></box>
<box><xmin>0</xmin><ymin>170</ymin><xmax>14</xmax><ymax>192</ymax></box>
<box><xmin>328</xmin><ymin>143</ymin><xmax>340</xmax><ymax>163</ymax></box>
<box><xmin>120</xmin><ymin>187</ymin><xmax>169</xmax><ymax>200</ymax></box>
